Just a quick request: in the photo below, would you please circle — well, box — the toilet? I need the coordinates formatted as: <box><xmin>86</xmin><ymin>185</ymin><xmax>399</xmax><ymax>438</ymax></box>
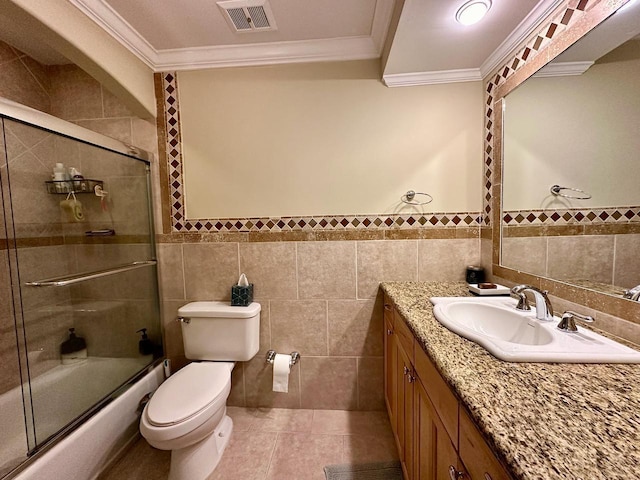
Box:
<box><xmin>140</xmin><ymin>301</ymin><xmax>261</xmax><ymax>480</ymax></box>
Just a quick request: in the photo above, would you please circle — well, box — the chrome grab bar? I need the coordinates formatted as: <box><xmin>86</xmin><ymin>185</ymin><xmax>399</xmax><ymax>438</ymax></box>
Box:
<box><xmin>25</xmin><ymin>260</ymin><xmax>157</xmax><ymax>287</ymax></box>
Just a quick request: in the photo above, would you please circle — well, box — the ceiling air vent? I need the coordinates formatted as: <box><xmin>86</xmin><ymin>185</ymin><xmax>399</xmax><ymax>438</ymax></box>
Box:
<box><xmin>217</xmin><ymin>0</ymin><xmax>278</xmax><ymax>33</ymax></box>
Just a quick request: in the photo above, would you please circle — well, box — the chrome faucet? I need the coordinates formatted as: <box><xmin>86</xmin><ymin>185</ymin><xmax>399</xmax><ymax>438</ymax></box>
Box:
<box><xmin>623</xmin><ymin>285</ymin><xmax>640</xmax><ymax>301</ymax></box>
<box><xmin>510</xmin><ymin>285</ymin><xmax>554</xmax><ymax>321</ymax></box>
<box><xmin>557</xmin><ymin>310</ymin><xmax>594</xmax><ymax>333</ymax></box>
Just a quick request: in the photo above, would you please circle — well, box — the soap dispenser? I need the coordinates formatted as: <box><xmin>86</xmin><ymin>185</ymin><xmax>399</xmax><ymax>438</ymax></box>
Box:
<box><xmin>136</xmin><ymin>328</ymin><xmax>154</xmax><ymax>356</ymax></box>
<box><xmin>60</xmin><ymin>328</ymin><xmax>87</xmax><ymax>365</ymax></box>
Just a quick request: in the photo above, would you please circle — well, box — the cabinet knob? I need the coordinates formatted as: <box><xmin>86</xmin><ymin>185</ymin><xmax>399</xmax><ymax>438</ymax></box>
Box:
<box><xmin>403</xmin><ymin>366</ymin><xmax>410</xmax><ymax>376</ymax></box>
<box><xmin>384</xmin><ymin>303</ymin><xmax>392</xmax><ymax>311</ymax></box>
<box><xmin>387</xmin><ymin>329</ymin><xmax>393</xmax><ymax>335</ymax></box>
<box><xmin>484</xmin><ymin>474</ymin><xmax>493</xmax><ymax>480</ymax></box>
<box><xmin>449</xmin><ymin>466</ymin><xmax>465</xmax><ymax>480</ymax></box>
<box><xmin>407</xmin><ymin>374</ymin><xmax>415</xmax><ymax>383</ymax></box>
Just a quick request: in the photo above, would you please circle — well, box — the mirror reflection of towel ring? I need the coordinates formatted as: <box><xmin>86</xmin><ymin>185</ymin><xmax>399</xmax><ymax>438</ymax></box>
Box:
<box><xmin>401</xmin><ymin>190</ymin><xmax>433</xmax><ymax>205</ymax></box>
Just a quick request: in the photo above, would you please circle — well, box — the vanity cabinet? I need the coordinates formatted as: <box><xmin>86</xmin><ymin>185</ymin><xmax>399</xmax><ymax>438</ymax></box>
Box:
<box><xmin>383</xmin><ymin>294</ymin><xmax>513</xmax><ymax>480</ymax></box>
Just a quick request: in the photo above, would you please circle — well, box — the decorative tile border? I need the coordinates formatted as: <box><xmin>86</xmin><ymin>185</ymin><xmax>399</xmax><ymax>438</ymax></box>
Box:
<box><xmin>483</xmin><ymin>0</ymin><xmax>592</xmax><ymax>226</ymax></box>
<box><xmin>503</xmin><ymin>206</ymin><xmax>640</xmax><ymax>226</ymax></box>
<box><xmin>160</xmin><ymin>72</ymin><xmax>482</xmax><ymax>234</ymax></box>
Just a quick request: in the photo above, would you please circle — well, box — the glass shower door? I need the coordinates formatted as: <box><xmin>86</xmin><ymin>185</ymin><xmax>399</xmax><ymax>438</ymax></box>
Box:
<box><xmin>0</xmin><ymin>117</ymin><xmax>161</xmax><ymax>458</ymax></box>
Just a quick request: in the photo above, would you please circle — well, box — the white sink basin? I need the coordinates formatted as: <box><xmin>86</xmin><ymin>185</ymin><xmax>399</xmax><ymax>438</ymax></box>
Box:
<box><xmin>430</xmin><ymin>297</ymin><xmax>640</xmax><ymax>363</ymax></box>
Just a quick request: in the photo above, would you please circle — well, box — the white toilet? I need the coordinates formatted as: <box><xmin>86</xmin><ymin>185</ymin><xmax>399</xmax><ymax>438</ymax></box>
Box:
<box><xmin>140</xmin><ymin>301</ymin><xmax>261</xmax><ymax>480</ymax></box>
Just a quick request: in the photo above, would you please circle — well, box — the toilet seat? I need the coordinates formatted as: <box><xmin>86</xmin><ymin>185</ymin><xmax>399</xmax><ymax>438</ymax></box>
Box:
<box><xmin>141</xmin><ymin>362</ymin><xmax>232</xmax><ymax>443</ymax></box>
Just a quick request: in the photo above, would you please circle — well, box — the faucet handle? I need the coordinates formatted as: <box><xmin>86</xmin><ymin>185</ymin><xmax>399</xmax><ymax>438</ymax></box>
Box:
<box><xmin>510</xmin><ymin>285</ymin><xmax>531</xmax><ymax>311</ymax></box>
<box><xmin>557</xmin><ymin>311</ymin><xmax>594</xmax><ymax>333</ymax></box>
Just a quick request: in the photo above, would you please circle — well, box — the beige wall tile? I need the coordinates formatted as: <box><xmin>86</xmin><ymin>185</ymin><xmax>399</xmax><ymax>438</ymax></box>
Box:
<box><xmin>239</xmin><ymin>242</ymin><xmax>297</xmax><ymax>299</ymax></box>
<box><xmin>75</xmin><ymin>118</ymin><xmax>133</xmax><ymax>144</ymax></box>
<box><xmin>300</xmin><ymin>357</ymin><xmax>358</xmax><ymax>410</ymax></box>
<box><xmin>356</xmin><ymin>240</ymin><xmax>418</xmax><ymax>298</ymax></box>
<box><xmin>418</xmin><ymin>238</ymin><xmax>481</xmax><ymax>281</ymax></box>
<box><xmin>0</xmin><ymin>58</ymin><xmax>50</xmax><ymax>113</ymax></box>
<box><xmin>157</xmin><ymin>244</ymin><xmax>185</xmax><ymax>300</ymax></box>
<box><xmin>328</xmin><ymin>298</ymin><xmax>383</xmax><ymax>357</ymax></box>
<box><xmin>270</xmin><ymin>300</ymin><xmax>327</xmax><ymax>356</ymax></box>
<box><xmin>297</xmin><ymin>241</ymin><xmax>356</xmax><ymax>299</ymax></box>
<box><xmin>102</xmin><ymin>87</ymin><xmax>135</xmax><ymax>118</ymax></box>
<box><xmin>547</xmin><ymin>236</ymin><xmax>615</xmax><ymax>285</ymax></box>
<box><xmin>161</xmin><ymin>300</ymin><xmax>186</xmax><ymax>361</ymax></box>
<box><xmin>357</xmin><ymin>357</ymin><xmax>384</xmax><ymax>411</ymax></box>
<box><xmin>182</xmin><ymin>243</ymin><xmax>239</xmax><ymax>300</ymax></box>
<box><xmin>49</xmin><ymin>65</ymin><xmax>103</xmax><ymax>120</ymax></box>
<box><xmin>228</xmin><ymin>363</ymin><xmax>246</xmax><ymax>407</ymax></box>
<box><xmin>0</xmin><ymin>40</ymin><xmax>19</xmax><ymax>64</ymax></box>
<box><xmin>131</xmin><ymin>118</ymin><xmax>159</xmax><ymax>155</ymax></box>
<box><xmin>614</xmin><ymin>234</ymin><xmax>640</xmax><ymax>289</ymax></box>
<box><xmin>243</xmin><ymin>356</ymin><xmax>301</xmax><ymax>408</ymax></box>
<box><xmin>501</xmin><ymin>237</ymin><xmax>547</xmax><ymax>277</ymax></box>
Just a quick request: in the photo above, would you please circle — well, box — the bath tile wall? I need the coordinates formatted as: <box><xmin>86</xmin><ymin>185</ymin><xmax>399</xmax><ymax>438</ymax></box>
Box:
<box><xmin>158</xmin><ymin>237</ymin><xmax>480</xmax><ymax>410</ymax></box>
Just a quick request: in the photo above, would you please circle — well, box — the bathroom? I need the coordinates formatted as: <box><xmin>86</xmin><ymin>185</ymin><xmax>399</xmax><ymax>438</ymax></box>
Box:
<box><xmin>0</xmin><ymin>0</ymin><xmax>639</xmax><ymax>479</ymax></box>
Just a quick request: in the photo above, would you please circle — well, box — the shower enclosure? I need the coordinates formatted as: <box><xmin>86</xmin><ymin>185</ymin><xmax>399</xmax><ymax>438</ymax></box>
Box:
<box><xmin>0</xmin><ymin>99</ymin><xmax>162</xmax><ymax>477</ymax></box>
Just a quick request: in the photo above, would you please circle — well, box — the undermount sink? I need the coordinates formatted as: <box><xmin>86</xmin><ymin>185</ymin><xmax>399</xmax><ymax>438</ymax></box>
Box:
<box><xmin>430</xmin><ymin>297</ymin><xmax>640</xmax><ymax>363</ymax></box>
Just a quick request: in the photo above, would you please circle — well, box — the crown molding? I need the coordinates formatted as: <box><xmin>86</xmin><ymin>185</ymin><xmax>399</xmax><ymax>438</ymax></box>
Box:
<box><xmin>533</xmin><ymin>60</ymin><xmax>594</xmax><ymax>77</ymax></box>
<box><xmin>382</xmin><ymin>68</ymin><xmax>482</xmax><ymax>87</ymax></box>
<box><xmin>154</xmin><ymin>36</ymin><xmax>379</xmax><ymax>70</ymax></box>
<box><xmin>480</xmin><ymin>0</ymin><xmax>566</xmax><ymax>79</ymax></box>
<box><xmin>69</xmin><ymin>0</ymin><xmax>392</xmax><ymax>72</ymax></box>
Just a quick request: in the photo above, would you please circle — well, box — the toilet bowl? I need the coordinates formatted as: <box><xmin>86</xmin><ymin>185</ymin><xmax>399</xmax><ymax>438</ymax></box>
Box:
<box><xmin>140</xmin><ymin>301</ymin><xmax>261</xmax><ymax>480</ymax></box>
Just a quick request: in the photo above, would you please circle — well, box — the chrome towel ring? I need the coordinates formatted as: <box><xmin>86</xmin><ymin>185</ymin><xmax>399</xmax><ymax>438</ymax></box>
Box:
<box><xmin>550</xmin><ymin>185</ymin><xmax>592</xmax><ymax>200</ymax></box>
<box><xmin>401</xmin><ymin>190</ymin><xmax>433</xmax><ymax>205</ymax></box>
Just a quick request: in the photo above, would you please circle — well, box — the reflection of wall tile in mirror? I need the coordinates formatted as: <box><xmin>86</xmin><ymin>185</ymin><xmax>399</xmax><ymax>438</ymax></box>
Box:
<box><xmin>239</xmin><ymin>242</ymin><xmax>297</xmax><ymax>299</ymax></box>
<box><xmin>418</xmin><ymin>238</ymin><xmax>480</xmax><ymax>281</ymax></box>
<box><xmin>270</xmin><ymin>300</ymin><xmax>327</xmax><ymax>356</ymax></box>
<box><xmin>356</xmin><ymin>240</ymin><xmax>417</xmax><ymax>298</ymax></box>
<box><xmin>297</xmin><ymin>242</ymin><xmax>356</xmax><ymax>299</ymax></box>
<box><xmin>613</xmin><ymin>234</ymin><xmax>640</xmax><ymax>289</ymax></box>
<box><xmin>182</xmin><ymin>243</ymin><xmax>239</xmax><ymax>300</ymax></box>
<box><xmin>300</xmin><ymin>357</ymin><xmax>358</xmax><ymax>410</ymax></box>
<box><xmin>501</xmin><ymin>237</ymin><xmax>547</xmax><ymax>277</ymax></box>
<box><xmin>328</xmin><ymin>298</ymin><xmax>382</xmax><ymax>357</ymax></box>
<box><xmin>547</xmin><ymin>236</ymin><xmax>614</xmax><ymax>285</ymax></box>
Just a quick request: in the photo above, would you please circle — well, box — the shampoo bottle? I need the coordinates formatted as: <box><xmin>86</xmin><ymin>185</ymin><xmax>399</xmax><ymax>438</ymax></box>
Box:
<box><xmin>60</xmin><ymin>328</ymin><xmax>87</xmax><ymax>365</ymax></box>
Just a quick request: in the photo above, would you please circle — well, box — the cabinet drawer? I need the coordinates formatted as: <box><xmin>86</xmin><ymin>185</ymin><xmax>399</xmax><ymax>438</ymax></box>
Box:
<box><xmin>459</xmin><ymin>409</ymin><xmax>513</xmax><ymax>480</ymax></box>
<box><xmin>414</xmin><ymin>345</ymin><xmax>458</xmax><ymax>446</ymax></box>
<box><xmin>393</xmin><ymin>310</ymin><xmax>414</xmax><ymax>363</ymax></box>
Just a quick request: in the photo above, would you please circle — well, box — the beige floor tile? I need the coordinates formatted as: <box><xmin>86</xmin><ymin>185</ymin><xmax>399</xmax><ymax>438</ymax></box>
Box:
<box><xmin>249</xmin><ymin>407</ymin><xmax>314</xmax><ymax>433</ymax></box>
<box><xmin>227</xmin><ymin>406</ymin><xmax>259</xmax><ymax>432</ymax></box>
<box><xmin>310</xmin><ymin>410</ymin><xmax>393</xmax><ymax>436</ymax></box>
<box><xmin>99</xmin><ymin>437</ymin><xmax>169</xmax><ymax>480</ymax></box>
<box><xmin>208</xmin><ymin>431</ymin><xmax>277</xmax><ymax>480</ymax></box>
<box><xmin>265</xmin><ymin>433</ymin><xmax>343</xmax><ymax>480</ymax></box>
<box><xmin>342</xmin><ymin>432</ymin><xmax>399</xmax><ymax>463</ymax></box>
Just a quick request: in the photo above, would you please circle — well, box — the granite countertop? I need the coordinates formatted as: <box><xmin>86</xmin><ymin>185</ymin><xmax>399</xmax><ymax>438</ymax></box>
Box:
<box><xmin>380</xmin><ymin>281</ymin><xmax>640</xmax><ymax>480</ymax></box>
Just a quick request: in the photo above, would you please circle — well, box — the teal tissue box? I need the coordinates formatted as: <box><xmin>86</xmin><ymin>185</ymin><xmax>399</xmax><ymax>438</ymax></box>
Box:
<box><xmin>231</xmin><ymin>284</ymin><xmax>253</xmax><ymax>306</ymax></box>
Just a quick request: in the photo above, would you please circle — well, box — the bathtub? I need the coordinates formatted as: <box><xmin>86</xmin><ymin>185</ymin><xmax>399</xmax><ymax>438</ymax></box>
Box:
<box><xmin>2</xmin><ymin>358</ymin><xmax>163</xmax><ymax>480</ymax></box>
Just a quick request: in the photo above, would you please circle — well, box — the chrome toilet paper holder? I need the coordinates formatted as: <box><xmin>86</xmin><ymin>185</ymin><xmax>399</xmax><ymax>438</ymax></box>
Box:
<box><xmin>266</xmin><ymin>350</ymin><xmax>300</xmax><ymax>367</ymax></box>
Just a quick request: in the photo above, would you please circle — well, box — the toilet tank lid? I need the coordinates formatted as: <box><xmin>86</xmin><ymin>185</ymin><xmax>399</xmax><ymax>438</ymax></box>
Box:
<box><xmin>178</xmin><ymin>301</ymin><xmax>261</xmax><ymax>318</ymax></box>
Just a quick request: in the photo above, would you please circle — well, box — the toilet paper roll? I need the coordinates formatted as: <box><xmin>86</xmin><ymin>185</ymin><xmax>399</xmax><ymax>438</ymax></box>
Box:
<box><xmin>272</xmin><ymin>353</ymin><xmax>290</xmax><ymax>393</ymax></box>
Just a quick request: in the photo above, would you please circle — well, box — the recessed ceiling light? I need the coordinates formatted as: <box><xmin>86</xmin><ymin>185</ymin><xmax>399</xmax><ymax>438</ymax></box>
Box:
<box><xmin>455</xmin><ymin>0</ymin><xmax>492</xmax><ymax>26</ymax></box>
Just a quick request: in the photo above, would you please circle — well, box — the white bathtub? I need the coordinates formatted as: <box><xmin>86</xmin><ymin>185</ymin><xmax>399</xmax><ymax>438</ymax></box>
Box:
<box><xmin>2</xmin><ymin>359</ymin><xmax>163</xmax><ymax>480</ymax></box>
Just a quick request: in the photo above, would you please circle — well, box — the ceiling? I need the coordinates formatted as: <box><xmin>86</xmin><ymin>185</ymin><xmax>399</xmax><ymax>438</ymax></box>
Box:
<box><xmin>2</xmin><ymin>0</ymin><xmax>572</xmax><ymax>85</ymax></box>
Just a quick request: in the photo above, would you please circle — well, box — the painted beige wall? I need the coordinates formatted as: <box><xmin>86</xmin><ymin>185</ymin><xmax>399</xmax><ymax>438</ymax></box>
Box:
<box><xmin>503</xmin><ymin>40</ymin><xmax>640</xmax><ymax>210</ymax></box>
<box><xmin>178</xmin><ymin>59</ymin><xmax>483</xmax><ymax>218</ymax></box>
<box><xmin>2</xmin><ymin>0</ymin><xmax>156</xmax><ymax>118</ymax></box>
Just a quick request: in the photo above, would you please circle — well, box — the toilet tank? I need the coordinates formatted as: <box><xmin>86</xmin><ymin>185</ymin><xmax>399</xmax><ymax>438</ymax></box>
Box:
<box><xmin>177</xmin><ymin>301</ymin><xmax>261</xmax><ymax>361</ymax></box>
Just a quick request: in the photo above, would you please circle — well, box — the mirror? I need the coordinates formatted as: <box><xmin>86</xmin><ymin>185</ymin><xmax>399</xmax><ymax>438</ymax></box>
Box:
<box><xmin>501</xmin><ymin>3</ymin><xmax>640</xmax><ymax>298</ymax></box>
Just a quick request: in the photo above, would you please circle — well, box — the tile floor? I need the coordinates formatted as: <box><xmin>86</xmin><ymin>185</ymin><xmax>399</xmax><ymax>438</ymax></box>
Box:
<box><xmin>100</xmin><ymin>407</ymin><xmax>398</xmax><ymax>480</ymax></box>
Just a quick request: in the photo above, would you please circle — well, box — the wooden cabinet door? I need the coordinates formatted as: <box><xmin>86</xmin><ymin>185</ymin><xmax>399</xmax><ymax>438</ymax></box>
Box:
<box><xmin>415</xmin><ymin>378</ymin><xmax>461</xmax><ymax>480</ymax></box>
<box><xmin>397</xmin><ymin>339</ymin><xmax>415</xmax><ymax>480</ymax></box>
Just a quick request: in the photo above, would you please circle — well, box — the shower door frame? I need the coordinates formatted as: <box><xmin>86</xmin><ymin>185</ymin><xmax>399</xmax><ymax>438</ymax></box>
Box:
<box><xmin>0</xmin><ymin>97</ymin><xmax>164</xmax><ymax>478</ymax></box>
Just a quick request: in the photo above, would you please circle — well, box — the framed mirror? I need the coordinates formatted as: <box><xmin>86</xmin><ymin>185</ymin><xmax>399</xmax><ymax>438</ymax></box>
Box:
<box><xmin>491</xmin><ymin>0</ymin><xmax>640</xmax><ymax>317</ymax></box>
